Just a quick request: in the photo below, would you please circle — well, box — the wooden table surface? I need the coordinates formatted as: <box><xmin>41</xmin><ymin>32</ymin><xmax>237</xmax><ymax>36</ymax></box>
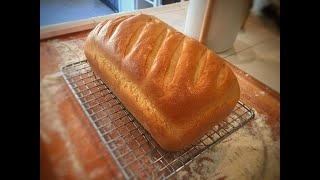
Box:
<box><xmin>40</xmin><ymin>5</ymin><xmax>280</xmax><ymax>179</ymax></box>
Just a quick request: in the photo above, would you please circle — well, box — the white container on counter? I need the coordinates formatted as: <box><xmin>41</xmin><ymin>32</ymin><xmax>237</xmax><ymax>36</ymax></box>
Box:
<box><xmin>184</xmin><ymin>0</ymin><xmax>250</xmax><ymax>53</ymax></box>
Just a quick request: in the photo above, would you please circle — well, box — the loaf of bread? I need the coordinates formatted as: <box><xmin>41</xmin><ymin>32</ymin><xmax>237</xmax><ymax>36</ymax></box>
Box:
<box><xmin>84</xmin><ymin>14</ymin><xmax>240</xmax><ymax>151</ymax></box>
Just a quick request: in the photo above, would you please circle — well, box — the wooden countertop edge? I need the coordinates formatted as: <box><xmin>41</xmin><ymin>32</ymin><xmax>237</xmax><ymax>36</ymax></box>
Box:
<box><xmin>40</xmin><ymin>11</ymin><xmax>141</xmax><ymax>41</ymax></box>
<box><xmin>40</xmin><ymin>22</ymin><xmax>97</xmax><ymax>41</ymax></box>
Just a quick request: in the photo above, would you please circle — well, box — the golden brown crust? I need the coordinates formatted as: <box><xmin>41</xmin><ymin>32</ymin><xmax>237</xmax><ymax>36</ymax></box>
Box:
<box><xmin>84</xmin><ymin>14</ymin><xmax>240</xmax><ymax>151</ymax></box>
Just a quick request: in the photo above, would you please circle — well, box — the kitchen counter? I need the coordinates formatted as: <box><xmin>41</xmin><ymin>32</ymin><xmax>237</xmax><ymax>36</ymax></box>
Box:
<box><xmin>40</xmin><ymin>1</ymin><xmax>280</xmax><ymax>179</ymax></box>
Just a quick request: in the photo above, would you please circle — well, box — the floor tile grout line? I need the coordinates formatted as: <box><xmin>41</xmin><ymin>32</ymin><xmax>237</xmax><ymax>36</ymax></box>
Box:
<box><xmin>222</xmin><ymin>38</ymin><xmax>277</xmax><ymax>59</ymax></box>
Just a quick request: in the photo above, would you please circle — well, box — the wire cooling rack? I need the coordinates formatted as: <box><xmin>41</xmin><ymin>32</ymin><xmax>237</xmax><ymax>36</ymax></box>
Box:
<box><xmin>61</xmin><ymin>60</ymin><xmax>255</xmax><ymax>179</ymax></box>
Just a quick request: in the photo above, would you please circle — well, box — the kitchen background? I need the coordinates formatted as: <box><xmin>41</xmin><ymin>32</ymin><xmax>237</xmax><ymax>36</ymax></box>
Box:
<box><xmin>40</xmin><ymin>0</ymin><xmax>279</xmax><ymax>27</ymax></box>
<box><xmin>40</xmin><ymin>0</ymin><xmax>183</xmax><ymax>26</ymax></box>
<box><xmin>40</xmin><ymin>0</ymin><xmax>279</xmax><ymax>92</ymax></box>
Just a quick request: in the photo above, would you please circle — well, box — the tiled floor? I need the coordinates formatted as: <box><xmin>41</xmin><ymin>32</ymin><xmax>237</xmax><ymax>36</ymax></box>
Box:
<box><xmin>223</xmin><ymin>16</ymin><xmax>280</xmax><ymax>93</ymax></box>
<box><xmin>40</xmin><ymin>0</ymin><xmax>115</xmax><ymax>26</ymax></box>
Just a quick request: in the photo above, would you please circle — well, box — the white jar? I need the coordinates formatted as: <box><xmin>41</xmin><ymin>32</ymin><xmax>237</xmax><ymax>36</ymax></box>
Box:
<box><xmin>184</xmin><ymin>0</ymin><xmax>250</xmax><ymax>53</ymax></box>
